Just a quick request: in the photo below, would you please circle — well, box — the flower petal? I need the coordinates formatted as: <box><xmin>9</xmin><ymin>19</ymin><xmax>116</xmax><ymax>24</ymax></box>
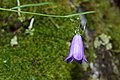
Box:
<box><xmin>76</xmin><ymin>59</ymin><xmax>83</xmax><ymax>64</ymax></box>
<box><xmin>65</xmin><ymin>49</ymin><xmax>73</xmax><ymax>62</ymax></box>
<box><xmin>83</xmin><ymin>55</ymin><xmax>88</xmax><ymax>63</ymax></box>
<box><xmin>65</xmin><ymin>56</ymin><xmax>74</xmax><ymax>63</ymax></box>
<box><xmin>72</xmin><ymin>34</ymin><xmax>84</xmax><ymax>60</ymax></box>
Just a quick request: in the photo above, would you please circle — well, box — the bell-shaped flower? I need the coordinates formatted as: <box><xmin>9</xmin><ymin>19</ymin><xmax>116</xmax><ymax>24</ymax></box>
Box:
<box><xmin>65</xmin><ymin>34</ymin><xmax>88</xmax><ymax>64</ymax></box>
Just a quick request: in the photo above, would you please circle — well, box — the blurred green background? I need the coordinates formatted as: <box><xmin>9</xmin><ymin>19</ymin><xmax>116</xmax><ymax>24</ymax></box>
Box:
<box><xmin>0</xmin><ymin>0</ymin><xmax>120</xmax><ymax>80</ymax></box>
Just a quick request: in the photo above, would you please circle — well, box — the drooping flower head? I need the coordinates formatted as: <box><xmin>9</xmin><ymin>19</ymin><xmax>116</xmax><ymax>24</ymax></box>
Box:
<box><xmin>65</xmin><ymin>34</ymin><xmax>88</xmax><ymax>64</ymax></box>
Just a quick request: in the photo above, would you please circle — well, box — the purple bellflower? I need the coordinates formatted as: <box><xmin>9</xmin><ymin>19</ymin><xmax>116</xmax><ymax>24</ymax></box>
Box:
<box><xmin>65</xmin><ymin>34</ymin><xmax>88</xmax><ymax>64</ymax></box>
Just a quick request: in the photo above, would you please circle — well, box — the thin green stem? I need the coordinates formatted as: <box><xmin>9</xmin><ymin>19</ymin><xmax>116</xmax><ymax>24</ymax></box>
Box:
<box><xmin>0</xmin><ymin>8</ymin><xmax>95</xmax><ymax>18</ymax></box>
<box><xmin>17</xmin><ymin>0</ymin><xmax>21</xmax><ymax>16</ymax></box>
<box><xmin>11</xmin><ymin>2</ymin><xmax>55</xmax><ymax>9</ymax></box>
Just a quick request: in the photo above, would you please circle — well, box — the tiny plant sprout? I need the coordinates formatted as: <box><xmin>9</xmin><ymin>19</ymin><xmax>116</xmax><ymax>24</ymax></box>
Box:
<box><xmin>25</xmin><ymin>18</ymin><xmax>35</xmax><ymax>35</ymax></box>
<box><xmin>10</xmin><ymin>35</ymin><xmax>18</xmax><ymax>47</ymax></box>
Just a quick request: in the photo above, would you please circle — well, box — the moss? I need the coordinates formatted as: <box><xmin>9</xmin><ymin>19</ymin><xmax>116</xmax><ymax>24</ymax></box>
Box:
<box><xmin>0</xmin><ymin>0</ymin><xmax>75</xmax><ymax>79</ymax></box>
